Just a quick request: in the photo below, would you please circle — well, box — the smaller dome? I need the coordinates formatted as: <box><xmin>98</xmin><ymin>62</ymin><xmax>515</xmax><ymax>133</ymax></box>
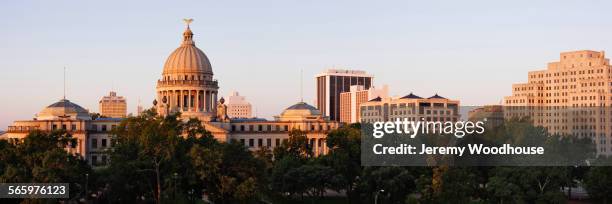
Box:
<box><xmin>37</xmin><ymin>99</ymin><xmax>91</xmax><ymax>120</ymax></box>
<box><xmin>428</xmin><ymin>94</ymin><xmax>446</xmax><ymax>99</ymax></box>
<box><xmin>276</xmin><ymin>102</ymin><xmax>323</xmax><ymax>121</ymax></box>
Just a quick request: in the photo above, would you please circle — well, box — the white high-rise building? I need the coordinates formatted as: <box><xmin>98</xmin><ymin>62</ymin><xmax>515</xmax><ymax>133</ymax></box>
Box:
<box><xmin>227</xmin><ymin>91</ymin><xmax>252</xmax><ymax>118</ymax></box>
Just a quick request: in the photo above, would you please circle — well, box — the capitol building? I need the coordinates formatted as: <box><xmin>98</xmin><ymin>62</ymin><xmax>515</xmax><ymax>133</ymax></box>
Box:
<box><xmin>0</xmin><ymin>20</ymin><xmax>340</xmax><ymax>166</ymax></box>
<box><xmin>154</xmin><ymin>21</ymin><xmax>339</xmax><ymax>155</ymax></box>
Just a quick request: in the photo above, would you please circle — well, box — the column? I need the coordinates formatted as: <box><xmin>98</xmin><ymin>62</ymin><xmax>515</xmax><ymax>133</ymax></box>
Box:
<box><xmin>174</xmin><ymin>90</ymin><xmax>181</xmax><ymax>110</ymax></box>
<box><xmin>195</xmin><ymin>90</ymin><xmax>200</xmax><ymax>112</ymax></box>
<box><xmin>188</xmin><ymin>90</ymin><xmax>193</xmax><ymax>111</ymax></box>
<box><xmin>205</xmin><ymin>90</ymin><xmax>210</xmax><ymax>112</ymax></box>
<box><xmin>213</xmin><ymin>91</ymin><xmax>218</xmax><ymax>112</ymax></box>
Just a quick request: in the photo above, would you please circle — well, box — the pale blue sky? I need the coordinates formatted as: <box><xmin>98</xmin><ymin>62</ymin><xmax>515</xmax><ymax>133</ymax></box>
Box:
<box><xmin>1</xmin><ymin>0</ymin><xmax>611</xmax><ymax>129</ymax></box>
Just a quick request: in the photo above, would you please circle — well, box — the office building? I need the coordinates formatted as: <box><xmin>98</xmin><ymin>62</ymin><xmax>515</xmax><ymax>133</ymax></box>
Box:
<box><xmin>316</xmin><ymin>69</ymin><xmax>373</xmax><ymax>121</ymax></box>
<box><xmin>339</xmin><ymin>85</ymin><xmax>388</xmax><ymax>123</ymax></box>
<box><xmin>99</xmin><ymin>91</ymin><xmax>127</xmax><ymax>118</ymax></box>
<box><xmin>226</xmin><ymin>91</ymin><xmax>252</xmax><ymax>118</ymax></box>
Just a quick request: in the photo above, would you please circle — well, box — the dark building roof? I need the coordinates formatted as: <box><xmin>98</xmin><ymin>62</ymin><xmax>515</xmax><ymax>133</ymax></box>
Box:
<box><xmin>401</xmin><ymin>93</ymin><xmax>423</xmax><ymax>99</ymax></box>
<box><xmin>47</xmin><ymin>99</ymin><xmax>88</xmax><ymax>112</ymax></box>
<box><xmin>428</xmin><ymin>94</ymin><xmax>446</xmax><ymax>99</ymax></box>
<box><xmin>369</xmin><ymin>96</ymin><xmax>382</xmax><ymax>102</ymax></box>
<box><xmin>286</xmin><ymin>102</ymin><xmax>318</xmax><ymax>111</ymax></box>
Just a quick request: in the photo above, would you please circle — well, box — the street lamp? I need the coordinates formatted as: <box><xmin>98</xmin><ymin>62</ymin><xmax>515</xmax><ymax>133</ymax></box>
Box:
<box><xmin>173</xmin><ymin>172</ymin><xmax>178</xmax><ymax>199</ymax></box>
<box><xmin>374</xmin><ymin>189</ymin><xmax>384</xmax><ymax>204</ymax></box>
<box><xmin>85</xmin><ymin>173</ymin><xmax>89</xmax><ymax>200</ymax></box>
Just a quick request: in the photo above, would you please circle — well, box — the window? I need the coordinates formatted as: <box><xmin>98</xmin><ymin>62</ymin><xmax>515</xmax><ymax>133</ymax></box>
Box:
<box><xmin>91</xmin><ymin>139</ymin><xmax>98</xmax><ymax>149</ymax></box>
<box><xmin>249</xmin><ymin>139</ymin><xmax>254</xmax><ymax>147</ymax></box>
<box><xmin>92</xmin><ymin>156</ymin><xmax>98</xmax><ymax>166</ymax></box>
<box><xmin>266</xmin><ymin>138</ymin><xmax>272</xmax><ymax>147</ymax></box>
<box><xmin>284</xmin><ymin>125</ymin><xmax>289</xmax><ymax>131</ymax></box>
<box><xmin>52</xmin><ymin>124</ymin><xmax>57</xmax><ymax>130</ymax></box>
<box><xmin>258</xmin><ymin>139</ymin><xmax>263</xmax><ymax>147</ymax></box>
<box><xmin>101</xmin><ymin>125</ymin><xmax>107</xmax><ymax>132</ymax></box>
<box><xmin>92</xmin><ymin>124</ymin><xmax>98</xmax><ymax>131</ymax></box>
<box><xmin>276</xmin><ymin>139</ymin><xmax>280</xmax><ymax>146</ymax></box>
<box><xmin>62</xmin><ymin>124</ymin><xmax>67</xmax><ymax>130</ymax></box>
<box><xmin>240</xmin><ymin>139</ymin><xmax>245</xmax><ymax>145</ymax></box>
<box><xmin>71</xmin><ymin>124</ymin><xmax>77</xmax><ymax>131</ymax></box>
<box><xmin>101</xmin><ymin>139</ymin><xmax>107</xmax><ymax>148</ymax></box>
<box><xmin>101</xmin><ymin>156</ymin><xmax>107</xmax><ymax>165</ymax></box>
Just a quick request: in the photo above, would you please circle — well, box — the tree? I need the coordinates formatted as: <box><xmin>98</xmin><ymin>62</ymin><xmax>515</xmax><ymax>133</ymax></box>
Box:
<box><xmin>584</xmin><ymin>166</ymin><xmax>612</xmax><ymax>203</ymax></box>
<box><xmin>486</xmin><ymin>167</ymin><xmax>566</xmax><ymax>204</ymax></box>
<box><xmin>357</xmin><ymin>167</ymin><xmax>416</xmax><ymax>204</ymax></box>
<box><xmin>191</xmin><ymin>141</ymin><xmax>264</xmax><ymax>203</ymax></box>
<box><xmin>320</xmin><ymin>125</ymin><xmax>362</xmax><ymax>203</ymax></box>
<box><xmin>273</xmin><ymin>129</ymin><xmax>313</xmax><ymax>160</ymax></box>
<box><xmin>0</xmin><ymin>130</ymin><xmax>91</xmax><ymax>202</ymax></box>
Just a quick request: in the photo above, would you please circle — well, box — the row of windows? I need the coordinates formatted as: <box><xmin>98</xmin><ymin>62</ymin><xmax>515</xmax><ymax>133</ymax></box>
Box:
<box><xmin>163</xmin><ymin>75</ymin><xmax>207</xmax><ymax>81</ymax></box>
<box><xmin>90</xmin><ymin>138</ymin><xmax>110</xmax><ymax>149</ymax></box>
<box><xmin>90</xmin><ymin>124</ymin><xmax>116</xmax><ymax>132</ymax></box>
<box><xmin>231</xmin><ymin>124</ymin><xmax>332</xmax><ymax>132</ymax></box>
<box><xmin>239</xmin><ymin>137</ymin><xmax>324</xmax><ymax>148</ymax></box>
<box><xmin>51</xmin><ymin>124</ymin><xmax>77</xmax><ymax>131</ymax></box>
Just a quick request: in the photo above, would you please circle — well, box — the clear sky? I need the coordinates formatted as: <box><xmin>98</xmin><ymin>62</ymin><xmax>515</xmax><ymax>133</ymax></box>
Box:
<box><xmin>1</xmin><ymin>0</ymin><xmax>612</xmax><ymax>129</ymax></box>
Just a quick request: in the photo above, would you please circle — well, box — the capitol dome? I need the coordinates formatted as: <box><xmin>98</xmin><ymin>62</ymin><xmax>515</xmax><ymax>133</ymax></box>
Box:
<box><xmin>155</xmin><ymin>20</ymin><xmax>220</xmax><ymax>121</ymax></box>
<box><xmin>36</xmin><ymin>99</ymin><xmax>91</xmax><ymax>120</ymax></box>
<box><xmin>162</xmin><ymin>25</ymin><xmax>213</xmax><ymax>78</ymax></box>
<box><xmin>276</xmin><ymin>102</ymin><xmax>325</xmax><ymax>122</ymax></box>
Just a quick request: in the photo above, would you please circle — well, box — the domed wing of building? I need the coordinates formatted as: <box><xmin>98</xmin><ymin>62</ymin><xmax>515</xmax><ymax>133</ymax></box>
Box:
<box><xmin>156</xmin><ymin>21</ymin><xmax>219</xmax><ymax>121</ymax></box>
<box><xmin>37</xmin><ymin>99</ymin><xmax>91</xmax><ymax>120</ymax></box>
<box><xmin>275</xmin><ymin>102</ymin><xmax>326</xmax><ymax>121</ymax></box>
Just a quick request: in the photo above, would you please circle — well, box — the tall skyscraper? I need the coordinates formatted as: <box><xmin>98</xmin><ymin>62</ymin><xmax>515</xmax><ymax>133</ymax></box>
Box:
<box><xmin>99</xmin><ymin>91</ymin><xmax>127</xmax><ymax>118</ymax></box>
<box><xmin>339</xmin><ymin>85</ymin><xmax>388</xmax><ymax>124</ymax></box>
<box><xmin>316</xmin><ymin>69</ymin><xmax>373</xmax><ymax>121</ymax></box>
<box><xmin>226</xmin><ymin>91</ymin><xmax>252</xmax><ymax>118</ymax></box>
<box><xmin>504</xmin><ymin>50</ymin><xmax>612</xmax><ymax>155</ymax></box>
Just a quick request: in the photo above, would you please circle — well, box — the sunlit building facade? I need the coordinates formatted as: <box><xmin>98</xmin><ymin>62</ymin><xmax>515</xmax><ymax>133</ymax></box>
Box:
<box><xmin>226</xmin><ymin>91</ymin><xmax>252</xmax><ymax>118</ymax></box>
<box><xmin>504</xmin><ymin>50</ymin><xmax>612</xmax><ymax>155</ymax></box>
<box><xmin>360</xmin><ymin>93</ymin><xmax>460</xmax><ymax>123</ymax></box>
<box><xmin>339</xmin><ymin>85</ymin><xmax>388</xmax><ymax>124</ymax></box>
<box><xmin>99</xmin><ymin>91</ymin><xmax>127</xmax><ymax>118</ymax></box>
<box><xmin>3</xmin><ymin>99</ymin><xmax>120</xmax><ymax>166</ymax></box>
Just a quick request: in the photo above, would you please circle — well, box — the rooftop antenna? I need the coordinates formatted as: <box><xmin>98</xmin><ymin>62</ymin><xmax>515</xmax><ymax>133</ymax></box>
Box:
<box><xmin>63</xmin><ymin>67</ymin><xmax>66</xmax><ymax>100</ymax></box>
<box><xmin>300</xmin><ymin>68</ymin><xmax>304</xmax><ymax>102</ymax></box>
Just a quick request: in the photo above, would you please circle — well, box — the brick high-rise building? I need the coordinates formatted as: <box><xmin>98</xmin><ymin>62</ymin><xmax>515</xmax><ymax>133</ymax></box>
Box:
<box><xmin>504</xmin><ymin>50</ymin><xmax>612</xmax><ymax>155</ymax></box>
<box><xmin>99</xmin><ymin>91</ymin><xmax>127</xmax><ymax>118</ymax></box>
<box><xmin>316</xmin><ymin>69</ymin><xmax>373</xmax><ymax>121</ymax></box>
